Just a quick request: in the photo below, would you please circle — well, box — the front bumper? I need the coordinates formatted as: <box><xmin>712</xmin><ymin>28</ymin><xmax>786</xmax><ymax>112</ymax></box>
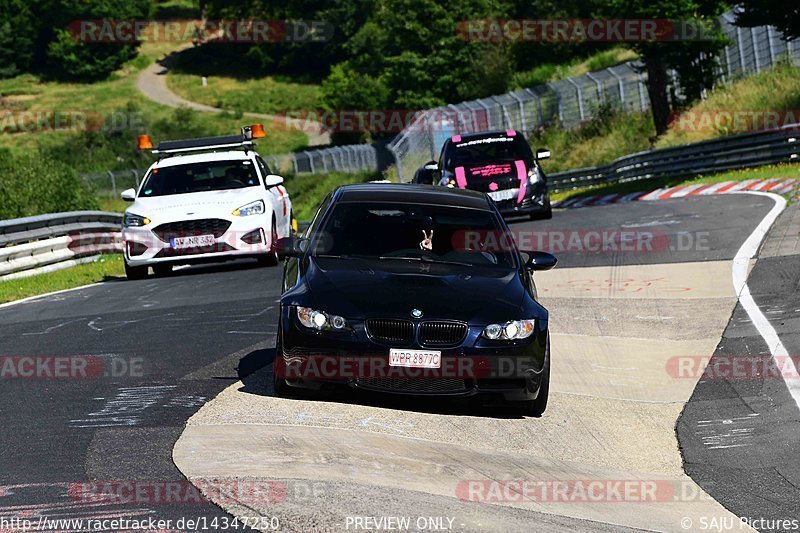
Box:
<box><xmin>122</xmin><ymin>215</ymin><xmax>272</xmax><ymax>266</ymax></box>
<box><xmin>494</xmin><ymin>187</ymin><xmax>551</xmax><ymax>217</ymax></box>
<box><xmin>277</xmin><ymin>307</ymin><xmax>549</xmax><ymax>399</ymax></box>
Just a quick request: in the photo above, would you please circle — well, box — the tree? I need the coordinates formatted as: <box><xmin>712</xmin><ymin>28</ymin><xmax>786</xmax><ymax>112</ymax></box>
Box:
<box><xmin>599</xmin><ymin>0</ymin><xmax>729</xmax><ymax>135</ymax></box>
<box><xmin>735</xmin><ymin>1</ymin><xmax>800</xmax><ymax>41</ymax></box>
<box><xmin>0</xmin><ymin>0</ymin><xmax>35</xmax><ymax>78</ymax></box>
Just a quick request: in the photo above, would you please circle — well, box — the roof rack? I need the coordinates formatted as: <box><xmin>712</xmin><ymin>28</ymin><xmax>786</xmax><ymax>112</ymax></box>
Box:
<box><xmin>152</xmin><ymin>134</ymin><xmax>253</xmax><ymax>155</ymax></box>
<box><xmin>138</xmin><ymin>124</ymin><xmax>266</xmax><ymax>156</ymax></box>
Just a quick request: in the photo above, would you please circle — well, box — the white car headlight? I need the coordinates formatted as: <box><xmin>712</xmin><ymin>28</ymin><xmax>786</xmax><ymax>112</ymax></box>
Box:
<box><xmin>233</xmin><ymin>200</ymin><xmax>265</xmax><ymax>217</ymax></box>
<box><xmin>482</xmin><ymin>319</ymin><xmax>536</xmax><ymax>340</ymax></box>
<box><xmin>296</xmin><ymin>306</ymin><xmax>349</xmax><ymax>331</ymax></box>
<box><xmin>123</xmin><ymin>213</ymin><xmax>150</xmax><ymax>227</ymax></box>
<box><xmin>528</xmin><ymin>168</ymin><xmax>543</xmax><ymax>185</ymax></box>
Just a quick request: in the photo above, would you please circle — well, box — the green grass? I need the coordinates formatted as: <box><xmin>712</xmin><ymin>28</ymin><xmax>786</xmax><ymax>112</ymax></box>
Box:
<box><xmin>657</xmin><ymin>62</ymin><xmax>800</xmax><ymax>147</ymax></box>
<box><xmin>535</xmin><ymin>63</ymin><xmax>800</xmax><ymax>176</ymax></box>
<box><xmin>167</xmin><ymin>73</ymin><xmax>323</xmax><ymax>115</ymax></box>
<box><xmin>552</xmin><ymin>163</ymin><xmax>800</xmax><ymax>204</ymax></box>
<box><xmin>0</xmin><ymin>255</ymin><xmax>124</xmax><ymax>304</ymax></box>
<box><xmin>285</xmin><ymin>171</ymin><xmax>384</xmax><ymax>221</ymax></box>
<box><xmin>0</xmin><ymin>36</ymin><xmax>309</xmax><ymax>166</ymax></box>
<box><xmin>511</xmin><ymin>47</ymin><xmax>638</xmax><ymax>89</ymax></box>
<box><xmin>535</xmin><ymin>107</ymin><xmax>655</xmax><ymax>174</ymax></box>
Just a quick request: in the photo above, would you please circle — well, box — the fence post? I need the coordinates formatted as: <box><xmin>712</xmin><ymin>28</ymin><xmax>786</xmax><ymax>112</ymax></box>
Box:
<box><xmin>107</xmin><ymin>170</ymin><xmax>117</xmax><ymax>198</ymax></box>
<box><xmin>131</xmin><ymin>169</ymin><xmax>139</xmax><ymax>188</ymax></box>
<box><xmin>606</xmin><ymin>67</ymin><xmax>625</xmax><ymax>107</ymax></box>
<box><xmin>585</xmin><ymin>72</ymin><xmax>604</xmax><ymax>104</ymax></box>
<box><xmin>751</xmin><ymin>27</ymin><xmax>761</xmax><ymax>72</ymax></box>
<box><xmin>304</xmin><ymin>151</ymin><xmax>315</xmax><ymax>173</ymax></box>
<box><xmin>637</xmin><ymin>72</ymin><xmax>648</xmax><ymax>111</ymax></box>
<box><xmin>736</xmin><ymin>27</ymin><xmax>746</xmax><ymax>72</ymax></box>
<box><xmin>546</xmin><ymin>83</ymin><xmax>563</xmax><ymax>124</ymax></box>
<box><xmin>766</xmin><ymin>27</ymin><xmax>775</xmax><ymax>66</ymax></box>
<box><xmin>566</xmin><ymin>78</ymin><xmax>585</xmax><ymax>122</ymax></box>
<box><xmin>509</xmin><ymin>92</ymin><xmax>528</xmax><ymax>134</ymax></box>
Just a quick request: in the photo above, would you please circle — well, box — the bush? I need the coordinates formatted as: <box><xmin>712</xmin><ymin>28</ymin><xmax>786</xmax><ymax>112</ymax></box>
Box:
<box><xmin>0</xmin><ymin>154</ymin><xmax>99</xmax><ymax>219</ymax></box>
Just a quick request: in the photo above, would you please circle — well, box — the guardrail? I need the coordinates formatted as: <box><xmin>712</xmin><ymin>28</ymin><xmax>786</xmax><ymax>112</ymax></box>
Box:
<box><xmin>0</xmin><ymin>212</ymin><xmax>123</xmax><ymax>280</ymax></box>
<box><xmin>548</xmin><ymin>124</ymin><xmax>799</xmax><ymax>193</ymax></box>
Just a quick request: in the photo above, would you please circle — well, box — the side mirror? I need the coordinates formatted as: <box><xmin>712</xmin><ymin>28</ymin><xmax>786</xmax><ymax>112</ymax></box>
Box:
<box><xmin>275</xmin><ymin>236</ymin><xmax>305</xmax><ymax>258</ymax></box>
<box><xmin>520</xmin><ymin>250</ymin><xmax>557</xmax><ymax>271</ymax></box>
<box><xmin>121</xmin><ymin>188</ymin><xmax>136</xmax><ymax>202</ymax></box>
<box><xmin>264</xmin><ymin>174</ymin><xmax>284</xmax><ymax>187</ymax></box>
<box><xmin>535</xmin><ymin>148</ymin><xmax>551</xmax><ymax>161</ymax></box>
<box><xmin>413</xmin><ymin>161</ymin><xmax>439</xmax><ymax>185</ymax></box>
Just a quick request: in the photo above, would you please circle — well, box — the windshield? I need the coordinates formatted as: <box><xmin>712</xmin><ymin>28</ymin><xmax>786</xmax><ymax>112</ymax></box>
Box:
<box><xmin>444</xmin><ymin>136</ymin><xmax>534</xmax><ymax>171</ymax></box>
<box><xmin>312</xmin><ymin>202</ymin><xmax>517</xmax><ymax>268</ymax></box>
<box><xmin>139</xmin><ymin>160</ymin><xmax>259</xmax><ymax>197</ymax></box>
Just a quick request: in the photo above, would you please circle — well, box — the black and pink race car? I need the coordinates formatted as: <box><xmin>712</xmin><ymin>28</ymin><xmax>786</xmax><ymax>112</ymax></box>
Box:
<box><xmin>414</xmin><ymin>130</ymin><xmax>552</xmax><ymax>220</ymax></box>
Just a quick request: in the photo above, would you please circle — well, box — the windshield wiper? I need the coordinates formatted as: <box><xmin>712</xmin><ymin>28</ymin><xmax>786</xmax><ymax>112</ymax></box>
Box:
<box><xmin>378</xmin><ymin>255</ymin><xmax>474</xmax><ymax>267</ymax></box>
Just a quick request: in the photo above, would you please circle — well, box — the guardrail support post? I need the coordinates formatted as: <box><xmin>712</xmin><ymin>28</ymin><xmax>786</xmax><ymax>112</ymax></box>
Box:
<box><xmin>107</xmin><ymin>171</ymin><xmax>117</xmax><ymax>198</ymax></box>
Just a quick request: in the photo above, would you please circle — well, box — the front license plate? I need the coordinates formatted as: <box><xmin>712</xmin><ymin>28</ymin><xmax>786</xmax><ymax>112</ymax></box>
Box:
<box><xmin>170</xmin><ymin>234</ymin><xmax>215</xmax><ymax>249</ymax></box>
<box><xmin>488</xmin><ymin>188</ymin><xmax>519</xmax><ymax>202</ymax></box>
<box><xmin>389</xmin><ymin>348</ymin><xmax>441</xmax><ymax>368</ymax></box>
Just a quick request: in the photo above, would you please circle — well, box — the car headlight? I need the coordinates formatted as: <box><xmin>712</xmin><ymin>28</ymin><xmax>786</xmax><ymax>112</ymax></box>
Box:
<box><xmin>123</xmin><ymin>213</ymin><xmax>150</xmax><ymax>227</ymax></box>
<box><xmin>233</xmin><ymin>200</ymin><xmax>265</xmax><ymax>217</ymax></box>
<box><xmin>482</xmin><ymin>319</ymin><xmax>536</xmax><ymax>340</ymax></box>
<box><xmin>528</xmin><ymin>168</ymin><xmax>543</xmax><ymax>185</ymax></box>
<box><xmin>296</xmin><ymin>306</ymin><xmax>349</xmax><ymax>331</ymax></box>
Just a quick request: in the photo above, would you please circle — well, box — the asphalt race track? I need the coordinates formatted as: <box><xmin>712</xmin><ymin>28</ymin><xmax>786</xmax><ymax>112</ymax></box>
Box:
<box><xmin>2</xmin><ymin>193</ymin><xmax>798</xmax><ymax>532</ymax></box>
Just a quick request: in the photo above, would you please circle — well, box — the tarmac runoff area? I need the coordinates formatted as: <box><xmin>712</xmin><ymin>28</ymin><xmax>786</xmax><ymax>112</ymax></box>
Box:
<box><xmin>172</xmin><ymin>195</ymin><xmax>781</xmax><ymax>532</ymax></box>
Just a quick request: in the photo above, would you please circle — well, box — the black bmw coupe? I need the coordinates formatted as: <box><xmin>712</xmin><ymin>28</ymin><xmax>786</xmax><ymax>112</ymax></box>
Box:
<box><xmin>274</xmin><ymin>183</ymin><xmax>556</xmax><ymax>416</ymax></box>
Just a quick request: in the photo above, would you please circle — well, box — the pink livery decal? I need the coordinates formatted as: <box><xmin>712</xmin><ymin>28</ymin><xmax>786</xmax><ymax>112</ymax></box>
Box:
<box><xmin>451</xmin><ymin>135</ymin><xmax>462</xmax><ymax>143</ymax></box>
<box><xmin>515</xmin><ymin>160</ymin><xmax>527</xmax><ymax>203</ymax></box>
<box><xmin>506</xmin><ymin>129</ymin><xmax>516</xmax><ymax>137</ymax></box>
<box><xmin>455</xmin><ymin>166</ymin><xmax>468</xmax><ymax>189</ymax></box>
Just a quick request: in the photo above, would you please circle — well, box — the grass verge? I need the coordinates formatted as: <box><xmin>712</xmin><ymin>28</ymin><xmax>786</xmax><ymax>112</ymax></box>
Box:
<box><xmin>285</xmin><ymin>170</ymin><xmax>384</xmax><ymax>221</ymax></box>
<box><xmin>0</xmin><ymin>255</ymin><xmax>124</xmax><ymax>304</ymax></box>
<box><xmin>167</xmin><ymin>73</ymin><xmax>322</xmax><ymax>115</ymax></box>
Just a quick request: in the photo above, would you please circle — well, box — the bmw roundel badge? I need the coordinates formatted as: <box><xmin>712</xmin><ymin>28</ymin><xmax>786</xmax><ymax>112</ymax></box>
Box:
<box><xmin>411</xmin><ymin>309</ymin><xmax>424</xmax><ymax>318</ymax></box>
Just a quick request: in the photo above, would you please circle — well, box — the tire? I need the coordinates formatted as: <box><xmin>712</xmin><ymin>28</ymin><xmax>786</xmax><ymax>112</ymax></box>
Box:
<box><xmin>124</xmin><ymin>262</ymin><xmax>148</xmax><ymax>280</ymax></box>
<box><xmin>152</xmin><ymin>264</ymin><xmax>172</xmax><ymax>277</ymax></box>
<box><xmin>519</xmin><ymin>339</ymin><xmax>550</xmax><ymax>417</ymax></box>
<box><xmin>258</xmin><ymin>218</ymin><xmax>280</xmax><ymax>267</ymax></box>
<box><xmin>530</xmin><ymin>208</ymin><xmax>553</xmax><ymax>220</ymax></box>
<box><xmin>273</xmin><ymin>330</ymin><xmax>290</xmax><ymax>397</ymax></box>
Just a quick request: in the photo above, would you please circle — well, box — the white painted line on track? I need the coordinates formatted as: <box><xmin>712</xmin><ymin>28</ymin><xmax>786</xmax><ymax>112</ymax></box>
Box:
<box><xmin>731</xmin><ymin>191</ymin><xmax>800</xmax><ymax>409</ymax></box>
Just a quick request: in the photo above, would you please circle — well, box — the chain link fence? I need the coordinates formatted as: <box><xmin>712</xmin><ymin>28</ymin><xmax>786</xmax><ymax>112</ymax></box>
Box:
<box><xmin>279</xmin><ymin>13</ymin><xmax>799</xmax><ymax>181</ymax></box>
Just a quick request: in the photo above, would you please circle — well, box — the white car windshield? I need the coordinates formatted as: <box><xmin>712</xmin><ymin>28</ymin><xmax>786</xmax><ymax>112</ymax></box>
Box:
<box><xmin>139</xmin><ymin>160</ymin><xmax>259</xmax><ymax>197</ymax></box>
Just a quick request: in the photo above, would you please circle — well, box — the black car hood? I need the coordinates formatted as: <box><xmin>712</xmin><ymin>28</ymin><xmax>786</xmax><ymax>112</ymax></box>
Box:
<box><xmin>303</xmin><ymin>256</ymin><xmax>528</xmax><ymax>323</ymax></box>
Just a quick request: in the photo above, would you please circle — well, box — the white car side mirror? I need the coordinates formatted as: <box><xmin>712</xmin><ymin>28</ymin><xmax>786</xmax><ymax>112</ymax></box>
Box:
<box><xmin>121</xmin><ymin>188</ymin><xmax>136</xmax><ymax>201</ymax></box>
<box><xmin>264</xmin><ymin>174</ymin><xmax>284</xmax><ymax>187</ymax></box>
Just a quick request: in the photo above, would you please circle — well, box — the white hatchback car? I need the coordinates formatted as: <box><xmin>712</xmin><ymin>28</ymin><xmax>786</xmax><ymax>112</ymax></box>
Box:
<box><xmin>121</xmin><ymin>128</ymin><xmax>294</xmax><ymax>280</ymax></box>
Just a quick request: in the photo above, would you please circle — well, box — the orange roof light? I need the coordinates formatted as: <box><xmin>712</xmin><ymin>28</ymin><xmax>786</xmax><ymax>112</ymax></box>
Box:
<box><xmin>250</xmin><ymin>123</ymin><xmax>266</xmax><ymax>139</ymax></box>
<box><xmin>137</xmin><ymin>134</ymin><xmax>153</xmax><ymax>150</ymax></box>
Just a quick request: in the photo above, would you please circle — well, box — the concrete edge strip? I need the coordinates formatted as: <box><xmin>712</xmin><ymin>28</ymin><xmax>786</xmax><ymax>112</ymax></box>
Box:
<box><xmin>553</xmin><ymin>179</ymin><xmax>799</xmax><ymax>209</ymax></box>
<box><xmin>729</xmin><ymin>191</ymin><xmax>800</xmax><ymax>409</ymax></box>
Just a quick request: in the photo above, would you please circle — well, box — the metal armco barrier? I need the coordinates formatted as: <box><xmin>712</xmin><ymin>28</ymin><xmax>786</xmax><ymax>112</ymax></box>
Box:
<box><xmin>548</xmin><ymin>124</ymin><xmax>800</xmax><ymax>193</ymax></box>
<box><xmin>0</xmin><ymin>211</ymin><xmax>123</xmax><ymax>280</ymax></box>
